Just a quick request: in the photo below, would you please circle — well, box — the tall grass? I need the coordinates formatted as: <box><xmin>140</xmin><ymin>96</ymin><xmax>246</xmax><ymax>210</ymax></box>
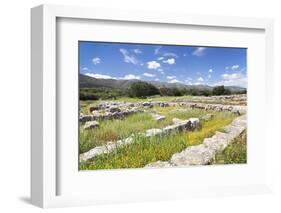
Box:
<box><xmin>80</xmin><ymin>112</ymin><xmax>236</xmax><ymax>170</ymax></box>
<box><xmin>80</xmin><ymin>112</ymin><xmax>171</xmax><ymax>153</ymax></box>
<box><xmin>211</xmin><ymin>130</ymin><xmax>247</xmax><ymax>164</ymax></box>
<box><xmin>80</xmin><ymin>107</ymin><xmax>212</xmax><ymax>153</ymax></box>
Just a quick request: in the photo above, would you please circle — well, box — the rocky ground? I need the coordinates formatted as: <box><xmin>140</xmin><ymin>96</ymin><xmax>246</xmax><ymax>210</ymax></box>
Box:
<box><xmin>145</xmin><ymin>115</ymin><xmax>247</xmax><ymax>168</ymax></box>
<box><xmin>79</xmin><ymin>94</ymin><xmax>247</xmax><ymax>169</ymax></box>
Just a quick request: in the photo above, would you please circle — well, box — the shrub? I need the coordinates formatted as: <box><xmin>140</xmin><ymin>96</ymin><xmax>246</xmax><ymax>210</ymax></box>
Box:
<box><xmin>129</xmin><ymin>82</ymin><xmax>160</xmax><ymax>98</ymax></box>
<box><xmin>212</xmin><ymin>85</ymin><xmax>231</xmax><ymax>96</ymax></box>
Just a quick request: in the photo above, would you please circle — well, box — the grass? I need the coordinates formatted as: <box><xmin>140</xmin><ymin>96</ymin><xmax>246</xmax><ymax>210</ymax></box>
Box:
<box><xmin>211</xmin><ymin>130</ymin><xmax>247</xmax><ymax>164</ymax></box>
<box><xmin>80</xmin><ymin>112</ymin><xmax>237</xmax><ymax>170</ymax></box>
<box><xmin>79</xmin><ymin>107</ymin><xmax>212</xmax><ymax>154</ymax></box>
<box><xmin>79</xmin><ymin>112</ymin><xmax>171</xmax><ymax>153</ymax></box>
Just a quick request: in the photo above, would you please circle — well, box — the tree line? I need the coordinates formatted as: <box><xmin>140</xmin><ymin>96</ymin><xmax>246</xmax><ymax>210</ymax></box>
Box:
<box><xmin>80</xmin><ymin>82</ymin><xmax>246</xmax><ymax>100</ymax></box>
<box><xmin>127</xmin><ymin>82</ymin><xmax>244</xmax><ymax>98</ymax></box>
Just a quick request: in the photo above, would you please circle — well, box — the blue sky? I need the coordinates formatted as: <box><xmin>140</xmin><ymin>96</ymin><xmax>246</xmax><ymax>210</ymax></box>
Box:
<box><xmin>79</xmin><ymin>41</ymin><xmax>247</xmax><ymax>87</ymax></box>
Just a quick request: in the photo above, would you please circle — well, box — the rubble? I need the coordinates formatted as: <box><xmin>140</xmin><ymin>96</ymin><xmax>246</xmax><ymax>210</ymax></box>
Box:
<box><xmin>84</xmin><ymin>121</ymin><xmax>100</xmax><ymax>130</ymax></box>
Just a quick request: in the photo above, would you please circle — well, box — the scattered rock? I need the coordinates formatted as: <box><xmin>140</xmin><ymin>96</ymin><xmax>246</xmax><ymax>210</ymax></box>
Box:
<box><xmin>189</xmin><ymin>118</ymin><xmax>200</xmax><ymax>130</ymax></box>
<box><xmin>80</xmin><ymin>136</ymin><xmax>135</xmax><ymax>162</ymax></box>
<box><xmin>142</xmin><ymin>102</ymin><xmax>153</xmax><ymax>108</ymax></box>
<box><xmin>151</xmin><ymin>113</ymin><xmax>166</xmax><ymax>122</ymax></box>
<box><xmin>109</xmin><ymin>107</ymin><xmax>121</xmax><ymax>113</ymax></box>
<box><xmin>84</xmin><ymin>121</ymin><xmax>100</xmax><ymax>130</ymax></box>
<box><xmin>159</xmin><ymin>102</ymin><xmax>169</xmax><ymax>107</ymax></box>
<box><xmin>88</xmin><ymin>105</ymin><xmax>99</xmax><ymax>113</ymax></box>
<box><xmin>80</xmin><ymin>115</ymin><xmax>93</xmax><ymax>122</ymax></box>
<box><xmin>163</xmin><ymin>118</ymin><xmax>200</xmax><ymax>133</ymax></box>
<box><xmin>171</xmin><ymin>144</ymin><xmax>216</xmax><ymax>165</ymax></box>
<box><xmin>116</xmin><ymin>137</ymin><xmax>134</xmax><ymax>146</ymax></box>
<box><xmin>145</xmin><ymin>128</ymin><xmax>163</xmax><ymax>137</ymax></box>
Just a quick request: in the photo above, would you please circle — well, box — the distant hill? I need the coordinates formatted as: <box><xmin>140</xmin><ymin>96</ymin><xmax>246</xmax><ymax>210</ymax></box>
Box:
<box><xmin>79</xmin><ymin>74</ymin><xmax>246</xmax><ymax>93</ymax></box>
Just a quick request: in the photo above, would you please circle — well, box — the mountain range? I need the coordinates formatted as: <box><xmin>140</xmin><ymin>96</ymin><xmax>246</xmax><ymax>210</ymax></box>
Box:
<box><xmin>79</xmin><ymin>74</ymin><xmax>246</xmax><ymax>93</ymax></box>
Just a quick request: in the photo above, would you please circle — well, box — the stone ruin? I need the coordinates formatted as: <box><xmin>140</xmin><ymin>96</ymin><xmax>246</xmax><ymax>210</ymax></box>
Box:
<box><xmin>80</xmin><ymin>101</ymin><xmax>144</xmax><ymax>123</ymax></box>
<box><xmin>80</xmin><ymin>117</ymin><xmax>201</xmax><ymax>162</ymax></box>
<box><xmin>145</xmin><ymin>115</ymin><xmax>247</xmax><ymax>168</ymax></box>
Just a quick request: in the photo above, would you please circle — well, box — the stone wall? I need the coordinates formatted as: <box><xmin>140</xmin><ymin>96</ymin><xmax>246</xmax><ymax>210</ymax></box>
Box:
<box><xmin>80</xmin><ymin>117</ymin><xmax>200</xmax><ymax>162</ymax></box>
<box><xmin>145</xmin><ymin>115</ymin><xmax>247</xmax><ymax>168</ymax></box>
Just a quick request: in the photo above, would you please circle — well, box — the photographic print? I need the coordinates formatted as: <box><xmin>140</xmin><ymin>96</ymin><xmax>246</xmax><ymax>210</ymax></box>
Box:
<box><xmin>79</xmin><ymin>42</ymin><xmax>247</xmax><ymax>170</ymax></box>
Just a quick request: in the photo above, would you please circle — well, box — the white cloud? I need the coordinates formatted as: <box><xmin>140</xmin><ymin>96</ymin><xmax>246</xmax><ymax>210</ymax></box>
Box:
<box><xmin>147</xmin><ymin>61</ymin><xmax>161</xmax><ymax>69</ymax></box>
<box><xmin>192</xmin><ymin>47</ymin><xmax>206</xmax><ymax>56</ymax></box>
<box><xmin>143</xmin><ymin>73</ymin><xmax>156</xmax><ymax>77</ymax></box>
<box><xmin>166</xmin><ymin>76</ymin><xmax>176</xmax><ymax>80</ymax></box>
<box><xmin>157</xmin><ymin>57</ymin><xmax>164</xmax><ymax>61</ymax></box>
<box><xmin>209</xmin><ymin>69</ymin><xmax>213</xmax><ymax>73</ymax></box>
<box><xmin>214</xmin><ymin>72</ymin><xmax>247</xmax><ymax>87</ymax></box>
<box><xmin>92</xmin><ymin>57</ymin><xmax>101</xmax><ymax>65</ymax></box>
<box><xmin>163</xmin><ymin>52</ymin><xmax>178</xmax><ymax>58</ymax></box>
<box><xmin>82</xmin><ymin>67</ymin><xmax>88</xmax><ymax>71</ymax></box>
<box><xmin>154</xmin><ymin>78</ymin><xmax>160</xmax><ymax>81</ymax></box>
<box><xmin>123</xmin><ymin>74</ymin><xmax>141</xmax><ymax>80</ymax></box>
<box><xmin>183</xmin><ymin>53</ymin><xmax>188</xmax><ymax>57</ymax></box>
<box><xmin>85</xmin><ymin>73</ymin><xmax>116</xmax><ymax>79</ymax></box>
<box><xmin>163</xmin><ymin>58</ymin><xmax>176</xmax><ymax>65</ymax></box>
<box><xmin>168</xmin><ymin>79</ymin><xmax>180</xmax><ymax>83</ymax></box>
<box><xmin>208</xmin><ymin>74</ymin><xmax>211</xmax><ymax>78</ymax></box>
<box><xmin>185</xmin><ymin>81</ymin><xmax>193</xmax><ymax>85</ymax></box>
<box><xmin>119</xmin><ymin>48</ymin><xmax>138</xmax><ymax>65</ymax></box>
<box><xmin>133</xmin><ymin>49</ymin><xmax>142</xmax><ymax>54</ymax></box>
<box><xmin>197</xmin><ymin>77</ymin><xmax>204</xmax><ymax>82</ymax></box>
<box><xmin>221</xmin><ymin>73</ymin><xmax>240</xmax><ymax>80</ymax></box>
<box><xmin>231</xmin><ymin>65</ymin><xmax>240</xmax><ymax>70</ymax></box>
<box><xmin>225</xmin><ymin>65</ymin><xmax>240</xmax><ymax>71</ymax></box>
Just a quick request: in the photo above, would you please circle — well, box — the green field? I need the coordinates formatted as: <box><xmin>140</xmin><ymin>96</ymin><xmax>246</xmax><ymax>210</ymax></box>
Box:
<box><xmin>80</xmin><ymin>110</ymin><xmax>237</xmax><ymax>170</ymax></box>
<box><xmin>80</xmin><ymin>105</ymin><xmax>224</xmax><ymax>154</ymax></box>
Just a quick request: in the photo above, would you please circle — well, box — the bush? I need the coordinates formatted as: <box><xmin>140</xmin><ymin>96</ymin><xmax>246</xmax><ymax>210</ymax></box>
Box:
<box><xmin>212</xmin><ymin>85</ymin><xmax>231</xmax><ymax>96</ymax></box>
<box><xmin>80</xmin><ymin>88</ymin><xmax>125</xmax><ymax>100</ymax></box>
<box><xmin>159</xmin><ymin>87</ymin><xmax>182</xmax><ymax>96</ymax></box>
<box><xmin>129</xmin><ymin>82</ymin><xmax>160</xmax><ymax>98</ymax></box>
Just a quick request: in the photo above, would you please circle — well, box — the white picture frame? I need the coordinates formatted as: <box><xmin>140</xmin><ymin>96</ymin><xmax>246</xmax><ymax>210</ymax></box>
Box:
<box><xmin>31</xmin><ymin>4</ymin><xmax>274</xmax><ymax>208</ymax></box>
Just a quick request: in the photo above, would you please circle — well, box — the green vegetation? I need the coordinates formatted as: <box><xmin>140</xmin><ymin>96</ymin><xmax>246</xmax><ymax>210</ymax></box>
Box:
<box><xmin>80</xmin><ymin>112</ymin><xmax>169</xmax><ymax>153</ymax></box>
<box><xmin>212</xmin><ymin>85</ymin><xmax>231</xmax><ymax>96</ymax></box>
<box><xmin>80</xmin><ymin>112</ymin><xmax>236</xmax><ymax>170</ymax></box>
<box><xmin>80</xmin><ymin>88</ymin><xmax>125</xmax><ymax>100</ymax></box>
<box><xmin>211</xmin><ymin>130</ymin><xmax>247</xmax><ymax>164</ymax></box>
<box><xmin>159</xmin><ymin>87</ymin><xmax>183</xmax><ymax>96</ymax></box>
<box><xmin>80</xmin><ymin>82</ymin><xmax>246</xmax><ymax>101</ymax></box>
<box><xmin>128</xmin><ymin>82</ymin><xmax>160</xmax><ymax>98</ymax></box>
<box><xmin>80</xmin><ymin>107</ymin><xmax>209</xmax><ymax>153</ymax></box>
